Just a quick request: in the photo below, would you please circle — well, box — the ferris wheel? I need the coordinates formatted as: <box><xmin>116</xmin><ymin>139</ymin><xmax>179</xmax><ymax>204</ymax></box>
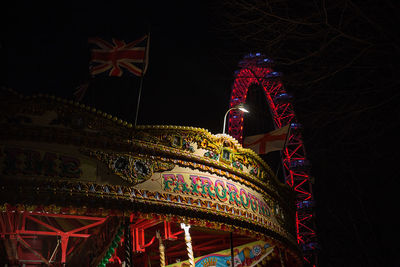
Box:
<box><xmin>228</xmin><ymin>53</ymin><xmax>318</xmax><ymax>266</ymax></box>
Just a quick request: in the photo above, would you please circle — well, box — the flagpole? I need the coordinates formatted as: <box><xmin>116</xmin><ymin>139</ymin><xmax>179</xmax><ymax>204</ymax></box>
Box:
<box><xmin>134</xmin><ymin>32</ymin><xmax>150</xmax><ymax>127</ymax></box>
<box><xmin>282</xmin><ymin>124</ymin><xmax>291</xmax><ymax>152</ymax></box>
<box><xmin>134</xmin><ymin>76</ymin><xmax>144</xmax><ymax>127</ymax></box>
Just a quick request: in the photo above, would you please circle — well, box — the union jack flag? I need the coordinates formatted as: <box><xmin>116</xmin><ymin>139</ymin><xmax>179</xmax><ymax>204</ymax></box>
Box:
<box><xmin>88</xmin><ymin>35</ymin><xmax>149</xmax><ymax>77</ymax></box>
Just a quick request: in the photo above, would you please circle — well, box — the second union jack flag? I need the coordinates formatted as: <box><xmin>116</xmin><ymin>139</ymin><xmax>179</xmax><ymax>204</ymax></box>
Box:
<box><xmin>89</xmin><ymin>35</ymin><xmax>149</xmax><ymax>77</ymax></box>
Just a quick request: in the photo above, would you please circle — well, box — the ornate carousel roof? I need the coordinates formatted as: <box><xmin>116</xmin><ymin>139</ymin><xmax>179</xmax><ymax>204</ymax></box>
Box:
<box><xmin>0</xmin><ymin>88</ymin><xmax>302</xmax><ymax>264</ymax></box>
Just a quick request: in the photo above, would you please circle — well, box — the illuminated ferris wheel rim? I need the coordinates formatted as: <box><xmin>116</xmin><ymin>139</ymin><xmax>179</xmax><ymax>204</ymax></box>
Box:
<box><xmin>228</xmin><ymin>53</ymin><xmax>318</xmax><ymax>264</ymax></box>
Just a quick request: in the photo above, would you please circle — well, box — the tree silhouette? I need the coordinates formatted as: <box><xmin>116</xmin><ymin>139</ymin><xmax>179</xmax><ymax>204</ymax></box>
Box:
<box><xmin>210</xmin><ymin>1</ymin><xmax>399</xmax><ymax>266</ymax></box>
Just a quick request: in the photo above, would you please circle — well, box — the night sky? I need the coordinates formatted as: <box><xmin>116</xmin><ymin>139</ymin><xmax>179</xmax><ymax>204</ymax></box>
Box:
<box><xmin>3</xmin><ymin>2</ymin><xmax>399</xmax><ymax>266</ymax></box>
<box><xmin>3</xmin><ymin>2</ymin><xmax>235</xmax><ymax>132</ymax></box>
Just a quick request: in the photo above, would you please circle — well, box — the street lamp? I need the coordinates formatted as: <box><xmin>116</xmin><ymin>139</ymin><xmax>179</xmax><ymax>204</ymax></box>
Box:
<box><xmin>222</xmin><ymin>103</ymin><xmax>249</xmax><ymax>134</ymax></box>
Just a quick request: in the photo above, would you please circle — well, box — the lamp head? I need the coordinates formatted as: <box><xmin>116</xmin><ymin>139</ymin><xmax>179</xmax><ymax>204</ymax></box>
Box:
<box><xmin>236</xmin><ymin>103</ymin><xmax>249</xmax><ymax>113</ymax></box>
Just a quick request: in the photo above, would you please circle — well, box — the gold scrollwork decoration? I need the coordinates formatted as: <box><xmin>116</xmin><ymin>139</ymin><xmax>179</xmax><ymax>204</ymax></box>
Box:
<box><xmin>80</xmin><ymin>149</ymin><xmax>174</xmax><ymax>185</ymax></box>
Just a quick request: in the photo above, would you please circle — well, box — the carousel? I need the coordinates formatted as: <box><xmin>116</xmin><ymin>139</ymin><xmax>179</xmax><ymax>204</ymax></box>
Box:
<box><xmin>0</xmin><ymin>89</ymin><xmax>302</xmax><ymax>266</ymax></box>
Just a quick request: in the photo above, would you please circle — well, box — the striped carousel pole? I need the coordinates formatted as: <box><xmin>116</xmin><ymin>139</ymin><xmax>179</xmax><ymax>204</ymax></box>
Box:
<box><xmin>124</xmin><ymin>218</ymin><xmax>132</xmax><ymax>267</ymax></box>
<box><xmin>180</xmin><ymin>223</ymin><xmax>195</xmax><ymax>267</ymax></box>
<box><xmin>156</xmin><ymin>231</ymin><xmax>166</xmax><ymax>267</ymax></box>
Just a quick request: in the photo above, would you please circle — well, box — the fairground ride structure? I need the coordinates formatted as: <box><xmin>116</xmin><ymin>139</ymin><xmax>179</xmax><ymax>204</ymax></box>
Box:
<box><xmin>227</xmin><ymin>53</ymin><xmax>318</xmax><ymax>266</ymax></box>
<box><xmin>0</xmin><ymin>88</ymin><xmax>302</xmax><ymax>266</ymax></box>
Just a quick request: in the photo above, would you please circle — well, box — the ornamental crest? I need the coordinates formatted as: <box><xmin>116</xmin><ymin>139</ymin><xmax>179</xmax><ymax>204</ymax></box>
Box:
<box><xmin>80</xmin><ymin>149</ymin><xmax>175</xmax><ymax>185</ymax></box>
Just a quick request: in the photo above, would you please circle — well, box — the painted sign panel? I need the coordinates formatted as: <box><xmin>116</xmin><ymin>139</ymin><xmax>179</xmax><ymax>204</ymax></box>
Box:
<box><xmin>135</xmin><ymin>167</ymin><xmax>279</xmax><ymax>225</ymax></box>
<box><xmin>166</xmin><ymin>240</ymin><xmax>273</xmax><ymax>267</ymax></box>
<box><xmin>0</xmin><ymin>146</ymin><xmax>86</xmax><ymax>179</ymax></box>
<box><xmin>0</xmin><ymin>144</ymin><xmax>121</xmax><ymax>184</ymax></box>
<box><xmin>162</xmin><ymin>173</ymin><xmax>271</xmax><ymax>217</ymax></box>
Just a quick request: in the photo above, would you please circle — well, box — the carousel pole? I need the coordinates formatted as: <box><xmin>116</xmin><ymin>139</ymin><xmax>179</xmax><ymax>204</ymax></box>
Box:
<box><xmin>230</xmin><ymin>232</ymin><xmax>234</xmax><ymax>267</ymax></box>
<box><xmin>279</xmin><ymin>247</ymin><xmax>286</xmax><ymax>267</ymax></box>
<box><xmin>180</xmin><ymin>223</ymin><xmax>195</xmax><ymax>267</ymax></box>
<box><xmin>124</xmin><ymin>217</ymin><xmax>133</xmax><ymax>267</ymax></box>
<box><xmin>156</xmin><ymin>231</ymin><xmax>165</xmax><ymax>267</ymax></box>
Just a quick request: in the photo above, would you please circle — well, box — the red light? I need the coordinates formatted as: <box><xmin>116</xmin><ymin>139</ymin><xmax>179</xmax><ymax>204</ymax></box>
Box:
<box><xmin>227</xmin><ymin>56</ymin><xmax>317</xmax><ymax>266</ymax></box>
